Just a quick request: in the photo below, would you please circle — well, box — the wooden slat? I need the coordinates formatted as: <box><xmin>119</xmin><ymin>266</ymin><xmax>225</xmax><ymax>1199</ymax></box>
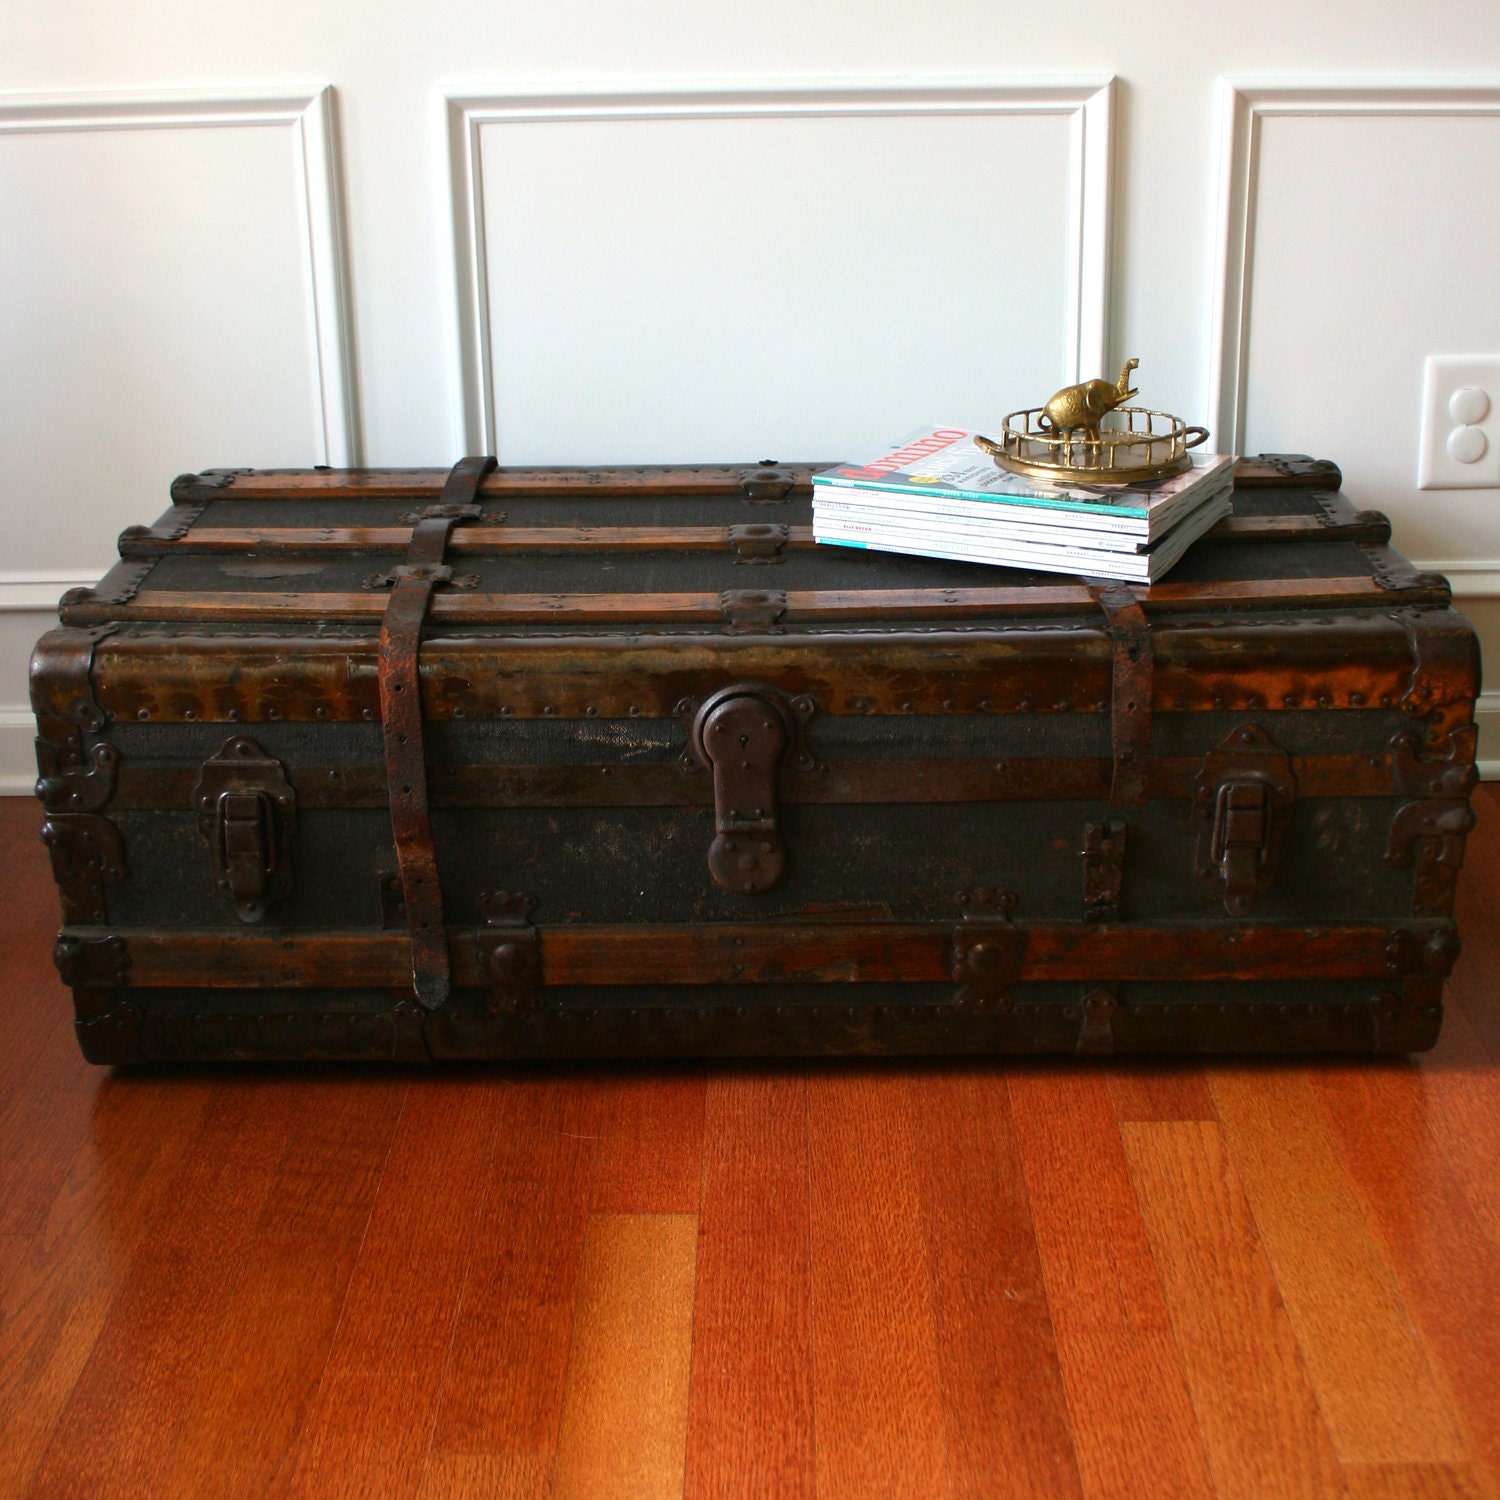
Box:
<box><xmin>162</xmin><ymin>455</ymin><xmax>1327</xmax><ymax>500</ymax></box>
<box><xmin>806</xmin><ymin>1071</ymin><xmax>949</xmax><ymax>1500</ymax></box>
<box><xmin>26</xmin><ymin>1081</ymin><xmax>298</xmax><ymax>1499</ymax></box>
<box><xmin>158</xmin><ymin>1077</ymin><xmax>407</xmax><ymax>1499</ymax></box>
<box><xmin>0</xmin><ymin>1014</ymin><xmax>101</xmax><ymax>1238</ymax></box>
<box><xmin>1210</xmin><ymin>1067</ymin><xmax>1467</xmax><ymax>1464</ymax></box>
<box><xmin>0</xmin><ymin>801</ymin><xmax>85</xmax><ymax>1225</ymax></box>
<box><xmin>283</xmin><ymin>1080</ymin><xmax>505</xmax><ymax>1499</ymax></box>
<box><xmin>425</xmin><ymin>1079</ymin><xmax>602</xmax><ymax>1486</ymax></box>
<box><xmin>1315</xmin><ymin>1058</ymin><xmax>1500</xmax><ymax>1494</ymax></box>
<box><xmin>1107</xmin><ymin>1061</ymin><xmax>1218</xmax><ymax>1122</ymax></box>
<box><xmin>540</xmin><ymin>921</ymin><xmax>1404</xmax><ymax>988</ymax></box>
<box><xmin>96</xmin><ymin>920</ymin><xmax>1416</xmax><ymax>991</ymax></box>
<box><xmin>907</xmin><ymin>1067</ymin><xmax>1084</xmax><ymax>1499</ymax></box>
<box><xmin>1449</xmin><ymin>784</ymin><xmax>1500</xmax><ymax>1061</ymax></box>
<box><xmin>685</xmin><ymin>1073</ymin><xmax>814</xmax><ymax>1500</ymax></box>
<box><xmin>1341</xmin><ymin>1462</ymin><xmax>1489</xmax><ymax>1499</ymax></box>
<box><xmin>124</xmin><ymin>524</ymin><xmax>822</xmax><ymax>555</ymax></box>
<box><xmin>1008</xmin><ymin>1068</ymin><xmax>1215</xmax><ymax>1500</ymax></box>
<box><xmin>1121</xmin><ymin>1119</ymin><xmax>1348</xmax><ymax>1500</ymax></box>
<box><xmin>80</xmin><ymin>572</ymin><xmax>1445</xmax><ymax>626</ymax></box>
<box><xmin>591</xmin><ymin>1072</ymin><xmax>706</xmax><ymax>1215</ymax></box>
<box><xmin>0</xmin><ymin>1075</ymin><xmax>212</xmax><ymax>1497</ymax></box>
<box><xmin>0</xmin><ymin>1235</ymin><xmax>30</xmax><ymax>1304</ymax></box>
<box><xmin>1409</xmin><ymin>984</ymin><xmax>1500</xmax><ymax>1249</ymax></box>
<box><xmin>84</xmin><ymin>613</ymin><xmax>1421</xmax><ymax>725</ymax></box>
<box><xmin>549</xmin><ymin>1214</ymin><xmax>699</xmax><ymax>1500</ymax></box>
<box><xmin>119</xmin><ymin>513</ymin><xmax>1392</xmax><ymax>558</ymax></box>
<box><xmin>181</xmin><ymin>463</ymin><xmax>826</xmax><ymax>499</ymax></box>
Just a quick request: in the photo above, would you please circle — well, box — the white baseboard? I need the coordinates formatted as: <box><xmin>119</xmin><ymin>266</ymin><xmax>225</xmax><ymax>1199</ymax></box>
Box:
<box><xmin>0</xmin><ymin>709</ymin><xmax>36</xmax><ymax>794</ymax></box>
<box><xmin>1413</xmin><ymin>560</ymin><xmax>1500</xmax><ymax>598</ymax></box>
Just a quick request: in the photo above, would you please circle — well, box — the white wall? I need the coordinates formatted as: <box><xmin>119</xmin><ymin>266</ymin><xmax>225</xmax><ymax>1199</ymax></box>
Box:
<box><xmin>3</xmin><ymin>0</ymin><xmax>1500</xmax><ymax>787</ymax></box>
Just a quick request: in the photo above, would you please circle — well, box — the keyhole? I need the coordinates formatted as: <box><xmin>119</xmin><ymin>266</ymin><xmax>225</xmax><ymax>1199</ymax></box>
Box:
<box><xmin>739</xmin><ymin>733</ymin><xmax>749</xmax><ymax>748</ymax></box>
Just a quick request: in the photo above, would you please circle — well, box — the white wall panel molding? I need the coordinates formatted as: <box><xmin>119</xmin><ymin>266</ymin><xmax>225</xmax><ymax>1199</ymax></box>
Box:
<box><xmin>1410</xmin><ymin>560</ymin><xmax>1500</xmax><ymax>598</ymax></box>
<box><xmin>0</xmin><ymin>573</ymin><xmax>101</xmax><ymax>613</ymax></box>
<box><xmin>1207</xmin><ymin>78</ymin><xmax>1500</xmax><ymax>459</ymax></box>
<box><xmin>0</xmin><ymin>86</ymin><xmax>359</xmax><ymax>467</ymax></box>
<box><xmin>1475</xmin><ymin>688</ymin><xmax>1500</xmax><ymax>780</ymax></box>
<box><xmin>445</xmin><ymin>78</ymin><xmax>1114</xmax><ymax>456</ymax></box>
<box><xmin>0</xmin><ymin>706</ymin><xmax>37</xmax><ymax>794</ymax></box>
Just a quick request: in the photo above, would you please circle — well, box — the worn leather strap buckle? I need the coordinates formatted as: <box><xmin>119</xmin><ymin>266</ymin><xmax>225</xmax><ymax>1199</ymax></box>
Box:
<box><xmin>1087</xmin><ymin>580</ymin><xmax>1153</xmax><ymax>808</ymax></box>
<box><xmin>379</xmin><ymin>454</ymin><xmax>495</xmax><ymax>1009</ymax></box>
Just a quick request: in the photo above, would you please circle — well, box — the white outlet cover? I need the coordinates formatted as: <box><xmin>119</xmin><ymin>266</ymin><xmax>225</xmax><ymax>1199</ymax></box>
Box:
<box><xmin>1419</xmin><ymin>355</ymin><xmax>1500</xmax><ymax>489</ymax></box>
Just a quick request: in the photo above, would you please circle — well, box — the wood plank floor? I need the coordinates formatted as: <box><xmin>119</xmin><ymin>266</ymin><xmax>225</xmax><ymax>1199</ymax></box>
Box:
<box><xmin>3</xmin><ymin>788</ymin><xmax>1500</xmax><ymax>1499</ymax></box>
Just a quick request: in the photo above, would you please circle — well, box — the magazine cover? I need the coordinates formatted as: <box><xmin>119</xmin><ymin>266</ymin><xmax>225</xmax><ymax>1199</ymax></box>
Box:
<box><xmin>816</xmin><ymin>426</ymin><xmax>1232</xmax><ymax>528</ymax></box>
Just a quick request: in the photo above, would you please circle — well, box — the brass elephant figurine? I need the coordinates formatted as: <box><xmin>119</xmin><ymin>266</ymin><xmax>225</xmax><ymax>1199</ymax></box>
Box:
<box><xmin>1038</xmin><ymin>359</ymin><xmax>1139</xmax><ymax>444</ymax></box>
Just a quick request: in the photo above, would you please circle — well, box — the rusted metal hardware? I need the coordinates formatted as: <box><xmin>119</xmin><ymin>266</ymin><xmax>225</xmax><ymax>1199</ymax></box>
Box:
<box><xmin>1360</xmin><ymin>542</ymin><xmax>1441</xmax><ymax>595</ymax></box>
<box><xmin>73</xmin><ymin>1000</ymin><xmax>145</xmax><ymax>1066</ymax></box>
<box><xmin>391</xmin><ymin>999</ymin><xmax>432</xmax><ymax>1062</ymax></box>
<box><xmin>117</xmin><ymin>503</ymin><xmax>208</xmax><ymax>554</ymax></box>
<box><xmin>61</xmin><ymin>560</ymin><xmax>154</xmax><ymax>614</ymax></box>
<box><xmin>719</xmin><ymin>588</ymin><xmax>787</xmax><ymax>631</ymax></box>
<box><xmin>31</xmin><ymin>624</ymin><xmax>116</xmax><ymax>787</ymax></box>
<box><xmin>193</xmin><ymin>736</ymin><xmax>298</xmax><ymax>924</ymax></box>
<box><xmin>1386</xmin><ymin>723</ymin><xmax>1480</xmax><ymax>917</ymax></box>
<box><xmin>40</xmin><ymin>814</ymin><xmax>126</xmax><ymax>924</ymax></box>
<box><xmin>950</xmin><ymin>888</ymin><xmax>1023</xmax><ymax>1008</ymax></box>
<box><xmin>397</xmin><ymin>501</ymin><xmax>501</xmax><ymax>526</ymax></box>
<box><xmin>690</xmin><ymin>686</ymin><xmax>800</xmax><ymax>894</ymax></box>
<box><xmin>1384</xmin><ymin>922</ymin><xmax>1461</xmax><ymax>981</ymax></box>
<box><xmin>33</xmin><ymin>624</ymin><xmax>121</xmax><ymax>827</ymax></box>
<box><xmin>1193</xmin><ymin>723</ymin><xmax>1296</xmax><ymax>916</ymax></box>
<box><xmin>1310</xmin><ymin>492</ymin><xmax>1390</xmax><ymax>539</ymax></box>
<box><xmin>739</xmin><ymin>464</ymin><xmax>796</xmax><ymax>502</ymax></box>
<box><xmin>35</xmin><ymin>739</ymin><xmax>118</xmax><ymax>813</ymax></box>
<box><xmin>53</xmin><ymin>933</ymin><xmax>130</xmax><ymax>990</ymax></box>
<box><xmin>1081</xmin><ymin>821</ymin><xmax>1126</xmax><ymax>922</ymax></box>
<box><xmin>1076</xmin><ymin>987</ymin><xmax>1118</xmax><ymax>1054</ymax></box>
<box><xmin>1387</xmin><ymin>799</ymin><xmax>1476</xmax><ymax>916</ymax></box>
<box><xmin>474</xmin><ymin>891</ymin><xmax>543</xmax><ymax>1014</ymax></box>
<box><xmin>1233</xmin><ymin>453</ymin><xmax>1344</xmax><ymax>489</ymax></box>
<box><xmin>729</xmin><ymin>522</ymin><xmax>790</xmax><ymax>564</ymax></box>
<box><xmin>1399</xmin><ymin>608</ymin><xmax>1482</xmax><ymax>756</ymax></box>
<box><xmin>1088</xmin><ymin>581</ymin><xmax>1153</xmax><ymax>807</ymax></box>
<box><xmin>380</xmin><ymin>455</ymin><xmax>496</xmax><ymax>1009</ymax></box>
<box><xmin>169</xmin><ymin>468</ymin><xmax>254</xmax><ymax>504</ymax></box>
<box><xmin>1390</xmin><ymin>723</ymin><xmax>1480</xmax><ymax>800</ymax></box>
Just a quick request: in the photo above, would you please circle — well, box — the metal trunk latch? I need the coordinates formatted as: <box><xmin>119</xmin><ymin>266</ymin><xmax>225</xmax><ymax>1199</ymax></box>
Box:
<box><xmin>1193</xmin><ymin>724</ymin><xmax>1295</xmax><ymax>916</ymax></box>
<box><xmin>474</xmin><ymin>891</ymin><xmax>543</xmax><ymax>1013</ymax></box>
<box><xmin>950</xmin><ymin>888</ymin><xmax>1024</xmax><ymax>1008</ymax></box>
<box><xmin>193</xmin><ymin>736</ymin><xmax>297</xmax><ymax>923</ymax></box>
<box><xmin>690</xmin><ymin>685</ymin><xmax>801</xmax><ymax>894</ymax></box>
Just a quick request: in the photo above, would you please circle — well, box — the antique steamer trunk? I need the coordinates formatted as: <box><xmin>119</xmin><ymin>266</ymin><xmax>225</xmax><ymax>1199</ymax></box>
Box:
<box><xmin>31</xmin><ymin>455</ymin><xmax>1480</xmax><ymax>1064</ymax></box>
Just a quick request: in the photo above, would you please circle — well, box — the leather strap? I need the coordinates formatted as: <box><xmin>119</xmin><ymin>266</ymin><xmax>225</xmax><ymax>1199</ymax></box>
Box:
<box><xmin>1088</xmin><ymin>580</ymin><xmax>1153</xmax><ymax>808</ymax></box>
<box><xmin>379</xmin><ymin>456</ymin><xmax>495</xmax><ymax>1008</ymax></box>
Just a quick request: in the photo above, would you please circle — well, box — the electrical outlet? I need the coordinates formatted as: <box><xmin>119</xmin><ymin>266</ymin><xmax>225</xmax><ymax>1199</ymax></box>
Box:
<box><xmin>1418</xmin><ymin>355</ymin><xmax>1500</xmax><ymax>489</ymax></box>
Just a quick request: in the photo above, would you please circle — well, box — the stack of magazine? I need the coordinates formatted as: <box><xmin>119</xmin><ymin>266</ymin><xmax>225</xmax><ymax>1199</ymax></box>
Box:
<box><xmin>813</xmin><ymin>427</ymin><xmax>1236</xmax><ymax>583</ymax></box>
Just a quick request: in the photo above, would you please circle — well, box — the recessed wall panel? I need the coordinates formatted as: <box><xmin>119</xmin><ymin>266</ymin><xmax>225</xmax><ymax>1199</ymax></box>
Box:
<box><xmin>0</xmin><ymin>117</ymin><xmax>325</xmax><ymax>575</ymax></box>
<box><xmin>475</xmin><ymin>108</ymin><xmax>1076</xmax><ymax>463</ymax></box>
<box><xmin>1237</xmin><ymin>109</ymin><xmax>1500</xmax><ymax>563</ymax></box>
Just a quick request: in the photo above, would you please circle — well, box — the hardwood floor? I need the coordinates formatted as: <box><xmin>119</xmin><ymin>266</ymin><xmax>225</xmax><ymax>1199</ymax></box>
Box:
<box><xmin>2</xmin><ymin>790</ymin><xmax>1499</xmax><ymax>1499</ymax></box>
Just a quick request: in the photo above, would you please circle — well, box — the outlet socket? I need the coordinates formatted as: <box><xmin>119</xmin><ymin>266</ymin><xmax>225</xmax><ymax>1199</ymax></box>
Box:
<box><xmin>1419</xmin><ymin>355</ymin><xmax>1500</xmax><ymax>489</ymax></box>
